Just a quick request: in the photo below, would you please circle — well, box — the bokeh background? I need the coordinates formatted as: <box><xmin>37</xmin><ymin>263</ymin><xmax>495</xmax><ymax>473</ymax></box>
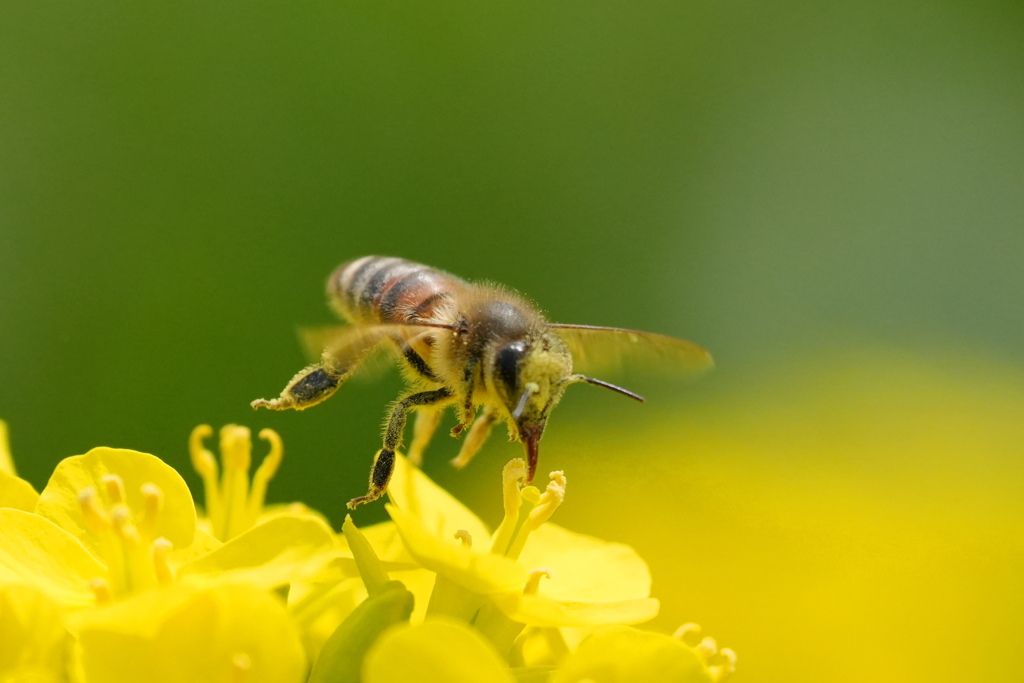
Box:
<box><xmin>2</xmin><ymin>1</ymin><xmax>1022</xmax><ymax>681</ymax></box>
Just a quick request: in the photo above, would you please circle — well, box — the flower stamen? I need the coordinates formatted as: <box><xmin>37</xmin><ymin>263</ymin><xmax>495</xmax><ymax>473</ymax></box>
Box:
<box><xmin>523</xmin><ymin>568</ymin><xmax>552</xmax><ymax>595</ymax></box>
<box><xmin>673</xmin><ymin>623</ymin><xmax>702</xmax><ymax>645</ymax></box>
<box><xmin>246</xmin><ymin>428</ymin><xmax>283</xmax><ymax>525</ymax></box>
<box><xmin>89</xmin><ymin>577</ymin><xmax>113</xmax><ymax>604</ymax></box>
<box><xmin>695</xmin><ymin>635</ymin><xmax>718</xmax><ymax>660</ymax></box>
<box><xmin>674</xmin><ymin>623</ymin><xmax>737</xmax><ymax>680</ymax></box>
<box><xmin>190</xmin><ymin>425</ymin><xmax>222</xmax><ymax>529</ymax></box>
<box><xmin>525</xmin><ymin>471</ymin><xmax>565</xmax><ymax>530</ymax></box>
<box><xmin>490</xmin><ymin>458</ymin><xmax>528</xmax><ymax>555</ymax></box>
<box><xmin>504</xmin><ymin>471</ymin><xmax>566</xmax><ymax>560</ymax></box>
<box><xmin>102</xmin><ymin>474</ymin><xmax>126</xmax><ymax>505</ymax></box>
<box><xmin>110</xmin><ymin>506</ymin><xmax>140</xmax><ymax>549</ymax></box>
<box><xmin>151</xmin><ymin>537</ymin><xmax>175</xmax><ymax>586</ymax></box>
<box><xmin>454</xmin><ymin>529</ymin><xmax>472</xmax><ymax>548</ymax></box>
<box><xmin>228</xmin><ymin>653</ymin><xmax>252</xmax><ymax>683</ymax></box>
<box><xmin>139</xmin><ymin>483</ymin><xmax>163</xmax><ymax>537</ymax></box>
<box><xmin>78</xmin><ymin>487</ymin><xmax>111</xmax><ymax>532</ymax></box>
<box><xmin>709</xmin><ymin>648</ymin><xmax>738</xmax><ymax>682</ymax></box>
<box><xmin>191</xmin><ymin>424</ymin><xmax>285</xmax><ymax>541</ymax></box>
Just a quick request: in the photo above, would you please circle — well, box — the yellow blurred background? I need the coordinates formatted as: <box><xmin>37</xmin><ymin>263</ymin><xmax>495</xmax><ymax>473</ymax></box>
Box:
<box><xmin>2</xmin><ymin>1</ymin><xmax>1022</xmax><ymax>680</ymax></box>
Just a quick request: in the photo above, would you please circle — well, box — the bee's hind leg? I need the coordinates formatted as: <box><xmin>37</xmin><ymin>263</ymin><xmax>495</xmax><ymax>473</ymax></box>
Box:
<box><xmin>348</xmin><ymin>387</ymin><xmax>454</xmax><ymax>509</ymax></box>
<box><xmin>450</xmin><ymin>407</ymin><xmax>498</xmax><ymax>471</ymax></box>
<box><xmin>251</xmin><ymin>362</ymin><xmax>346</xmax><ymax>411</ymax></box>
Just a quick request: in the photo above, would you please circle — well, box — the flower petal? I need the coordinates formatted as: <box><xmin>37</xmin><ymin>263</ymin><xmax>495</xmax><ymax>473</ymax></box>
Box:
<box><xmin>492</xmin><ymin>592</ymin><xmax>660</xmax><ymax>628</ymax></box>
<box><xmin>0</xmin><ymin>509</ymin><xmax>106</xmax><ymax>607</ymax></box>
<box><xmin>308</xmin><ymin>580</ymin><xmax>414</xmax><ymax>683</ymax></box>
<box><xmin>387</xmin><ymin>454</ymin><xmax>491</xmax><ymax>545</ymax></box>
<box><xmin>0</xmin><ymin>584</ymin><xmax>69</xmax><ymax>681</ymax></box>
<box><xmin>180</xmin><ymin>514</ymin><xmax>343</xmax><ymax>589</ymax></box>
<box><xmin>0</xmin><ymin>469</ymin><xmax>39</xmax><ymax>512</ymax></box>
<box><xmin>364</xmin><ymin>618</ymin><xmax>516</xmax><ymax>683</ymax></box>
<box><xmin>517</xmin><ymin>523</ymin><xmax>651</xmax><ymax>602</ymax></box>
<box><xmin>343</xmin><ymin>520</ymin><xmax>418</xmax><ymax>568</ymax></box>
<box><xmin>387</xmin><ymin>504</ymin><xmax>526</xmax><ymax>594</ymax></box>
<box><xmin>35</xmin><ymin>448</ymin><xmax>196</xmax><ymax>558</ymax></box>
<box><xmin>551</xmin><ymin>626</ymin><xmax>712</xmax><ymax>683</ymax></box>
<box><xmin>75</xmin><ymin>583</ymin><xmax>307</xmax><ymax>683</ymax></box>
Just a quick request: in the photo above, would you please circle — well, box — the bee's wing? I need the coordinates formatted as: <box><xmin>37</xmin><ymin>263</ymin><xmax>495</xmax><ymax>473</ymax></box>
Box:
<box><xmin>550</xmin><ymin>324</ymin><xmax>714</xmax><ymax>377</ymax></box>
<box><xmin>296</xmin><ymin>326</ymin><xmax>393</xmax><ymax>380</ymax></box>
<box><xmin>297</xmin><ymin>322</ymin><xmax>454</xmax><ymax>378</ymax></box>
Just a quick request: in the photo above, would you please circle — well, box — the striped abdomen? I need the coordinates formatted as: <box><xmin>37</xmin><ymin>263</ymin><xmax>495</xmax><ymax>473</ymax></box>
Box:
<box><xmin>328</xmin><ymin>256</ymin><xmax>463</xmax><ymax>326</ymax></box>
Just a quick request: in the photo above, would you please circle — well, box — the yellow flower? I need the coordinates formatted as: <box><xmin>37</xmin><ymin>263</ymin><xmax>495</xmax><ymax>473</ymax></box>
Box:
<box><xmin>363</xmin><ymin>618</ymin><xmax>516</xmax><ymax>683</ymax></box>
<box><xmin>189</xmin><ymin>425</ymin><xmax>325</xmax><ymax>542</ymax></box>
<box><xmin>0</xmin><ymin>440</ymin><xmax>341</xmax><ymax>609</ymax></box>
<box><xmin>0</xmin><ymin>425</ymin><xmax>348</xmax><ymax>682</ymax></box>
<box><xmin>383</xmin><ymin>454</ymin><xmax>659</xmax><ymax>657</ymax></box>
<box><xmin>185</xmin><ymin>424</ymin><xmax>377</xmax><ymax>662</ymax></box>
<box><xmin>0</xmin><ymin>583</ymin><xmax>69</xmax><ymax>683</ymax></box>
<box><xmin>549</xmin><ymin>624</ymin><xmax>736</xmax><ymax>683</ymax></box>
<box><xmin>72</xmin><ymin>583</ymin><xmax>308</xmax><ymax>683</ymax></box>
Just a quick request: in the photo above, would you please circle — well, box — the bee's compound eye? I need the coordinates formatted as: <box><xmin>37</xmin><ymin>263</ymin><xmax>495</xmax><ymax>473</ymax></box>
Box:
<box><xmin>495</xmin><ymin>341</ymin><xmax>527</xmax><ymax>392</ymax></box>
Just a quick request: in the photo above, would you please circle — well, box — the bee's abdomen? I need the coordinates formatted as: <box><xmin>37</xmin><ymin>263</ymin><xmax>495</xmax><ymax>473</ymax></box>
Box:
<box><xmin>328</xmin><ymin>256</ymin><xmax>461</xmax><ymax>325</ymax></box>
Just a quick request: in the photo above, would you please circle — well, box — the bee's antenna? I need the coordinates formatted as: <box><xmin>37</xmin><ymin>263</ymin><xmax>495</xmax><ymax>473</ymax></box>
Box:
<box><xmin>569</xmin><ymin>375</ymin><xmax>645</xmax><ymax>403</ymax></box>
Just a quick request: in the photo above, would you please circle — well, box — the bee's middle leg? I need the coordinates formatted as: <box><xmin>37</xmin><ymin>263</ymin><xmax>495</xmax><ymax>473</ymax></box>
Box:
<box><xmin>450</xmin><ymin>407</ymin><xmax>498</xmax><ymax>470</ymax></box>
<box><xmin>347</xmin><ymin>387</ymin><xmax>454</xmax><ymax>509</ymax></box>
<box><xmin>407</xmin><ymin>407</ymin><xmax>443</xmax><ymax>467</ymax></box>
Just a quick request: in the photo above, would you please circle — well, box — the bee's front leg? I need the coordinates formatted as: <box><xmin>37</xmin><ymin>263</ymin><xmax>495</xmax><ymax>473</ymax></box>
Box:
<box><xmin>251</xmin><ymin>363</ymin><xmax>345</xmax><ymax>411</ymax></box>
<box><xmin>449</xmin><ymin>358</ymin><xmax>478</xmax><ymax>437</ymax></box>
<box><xmin>450</xmin><ymin>394</ymin><xmax>477</xmax><ymax>438</ymax></box>
<box><xmin>348</xmin><ymin>387</ymin><xmax>454</xmax><ymax>509</ymax></box>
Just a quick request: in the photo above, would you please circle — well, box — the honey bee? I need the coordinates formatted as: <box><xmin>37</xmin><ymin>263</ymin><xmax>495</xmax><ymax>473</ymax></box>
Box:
<box><xmin>252</xmin><ymin>256</ymin><xmax>712</xmax><ymax>508</ymax></box>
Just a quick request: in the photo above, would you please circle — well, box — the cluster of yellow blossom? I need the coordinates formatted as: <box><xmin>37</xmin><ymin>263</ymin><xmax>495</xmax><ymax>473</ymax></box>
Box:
<box><xmin>0</xmin><ymin>418</ymin><xmax>735</xmax><ymax>682</ymax></box>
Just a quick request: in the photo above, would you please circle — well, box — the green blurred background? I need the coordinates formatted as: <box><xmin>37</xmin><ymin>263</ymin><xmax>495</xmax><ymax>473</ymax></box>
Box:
<box><xmin>2</xmin><ymin>1</ymin><xmax>1022</xmax><ymax>681</ymax></box>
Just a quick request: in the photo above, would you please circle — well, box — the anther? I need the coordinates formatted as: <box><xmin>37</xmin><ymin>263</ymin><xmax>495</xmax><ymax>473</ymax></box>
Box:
<box><xmin>140</xmin><ymin>483</ymin><xmax>163</xmax><ymax>535</ymax></box>
<box><xmin>102</xmin><ymin>474</ymin><xmax>126</xmax><ymax>505</ymax></box>
<box><xmin>709</xmin><ymin>648</ymin><xmax>738</xmax><ymax>681</ymax></box>
<box><xmin>78</xmin><ymin>487</ymin><xmax>111</xmax><ymax>532</ymax></box>
<box><xmin>220</xmin><ymin>425</ymin><xmax>252</xmax><ymax>473</ymax></box>
<box><xmin>89</xmin><ymin>577</ymin><xmax>112</xmax><ymax>604</ymax></box>
<box><xmin>189</xmin><ymin>425</ymin><xmax>218</xmax><ymax>479</ymax></box>
<box><xmin>501</xmin><ymin>459</ymin><xmax>528</xmax><ymax>518</ymax></box>
<box><xmin>110</xmin><ymin>505</ymin><xmax>140</xmax><ymax>549</ymax></box>
<box><xmin>524</xmin><ymin>471</ymin><xmax>566</xmax><ymax>531</ymax></box>
<box><xmin>673</xmin><ymin>623</ymin><xmax>702</xmax><ymax>646</ymax></box>
<box><xmin>255</xmin><ymin>429</ymin><xmax>283</xmax><ymax>480</ymax></box>
<box><xmin>228</xmin><ymin>653</ymin><xmax>252</xmax><ymax>683</ymax></box>
<box><xmin>150</xmin><ymin>537</ymin><xmax>175</xmax><ymax>586</ymax></box>
<box><xmin>523</xmin><ymin>568</ymin><xmax>552</xmax><ymax>595</ymax></box>
<box><xmin>454</xmin><ymin>530</ymin><xmax>472</xmax><ymax>548</ymax></box>
<box><xmin>695</xmin><ymin>636</ymin><xmax>718</xmax><ymax>660</ymax></box>
<box><xmin>247</xmin><ymin>428</ymin><xmax>283</xmax><ymax>522</ymax></box>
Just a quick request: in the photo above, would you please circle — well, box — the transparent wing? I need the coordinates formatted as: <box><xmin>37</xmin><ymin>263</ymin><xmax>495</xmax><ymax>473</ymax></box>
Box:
<box><xmin>296</xmin><ymin>326</ymin><xmax>393</xmax><ymax>380</ymax></box>
<box><xmin>295</xmin><ymin>322</ymin><xmax>453</xmax><ymax>378</ymax></box>
<box><xmin>550</xmin><ymin>323</ymin><xmax>714</xmax><ymax>377</ymax></box>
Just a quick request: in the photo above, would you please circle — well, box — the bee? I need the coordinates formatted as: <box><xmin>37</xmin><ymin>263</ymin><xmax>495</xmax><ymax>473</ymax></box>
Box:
<box><xmin>252</xmin><ymin>256</ymin><xmax>712</xmax><ymax>508</ymax></box>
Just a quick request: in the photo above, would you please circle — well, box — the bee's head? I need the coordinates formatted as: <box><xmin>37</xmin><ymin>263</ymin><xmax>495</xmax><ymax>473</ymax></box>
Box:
<box><xmin>491</xmin><ymin>333</ymin><xmax>573</xmax><ymax>482</ymax></box>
